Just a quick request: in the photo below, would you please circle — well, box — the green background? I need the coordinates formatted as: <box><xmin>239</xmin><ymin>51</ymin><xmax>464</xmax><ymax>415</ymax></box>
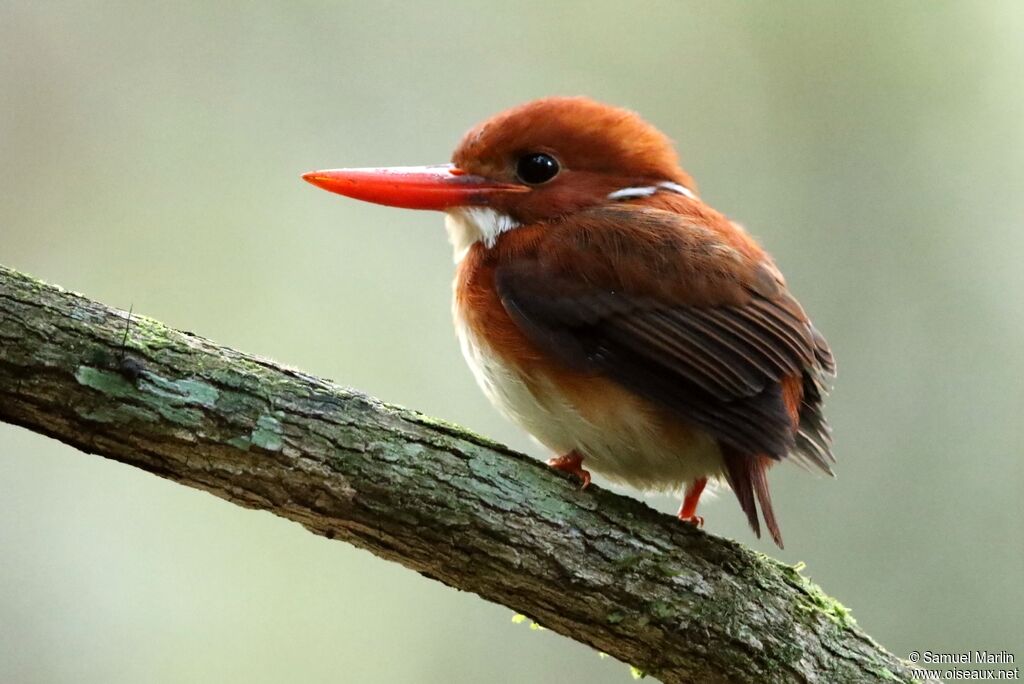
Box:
<box><xmin>2</xmin><ymin>2</ymin><xmax>1022</xmax><ymax>682</ymax></box>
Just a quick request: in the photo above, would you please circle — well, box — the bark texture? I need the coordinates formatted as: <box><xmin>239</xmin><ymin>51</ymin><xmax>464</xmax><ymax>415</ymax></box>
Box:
<box><xmin>0</xmin><ymin>264</ymin><xmax>929</xmax><ymax>683</ymax></box>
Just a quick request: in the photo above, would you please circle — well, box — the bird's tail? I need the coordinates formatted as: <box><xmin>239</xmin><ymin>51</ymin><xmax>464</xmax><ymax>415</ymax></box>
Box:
<box><xmin>723</xmin><ymin>451</ymin><xmax>783</xmax><ymax>549</ymax></box>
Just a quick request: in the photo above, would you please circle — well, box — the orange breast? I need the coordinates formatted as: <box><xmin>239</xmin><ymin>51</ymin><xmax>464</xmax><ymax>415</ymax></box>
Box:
<box><xmin>456</xmin><ymin>226</ymin><xmax>605</xmax><ymax>395</ymax></box>
<box><xmin>455</xmin><ymin>232</ymin><xmax>547</xmax><ymax>372</ymax></box>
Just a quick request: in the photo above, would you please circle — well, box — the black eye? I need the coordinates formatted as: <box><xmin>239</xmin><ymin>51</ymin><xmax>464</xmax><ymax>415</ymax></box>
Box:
<box><xmin>516</xmin><ymin>152</ymin><xmax>560</xmax><ymax>184</ymax></box>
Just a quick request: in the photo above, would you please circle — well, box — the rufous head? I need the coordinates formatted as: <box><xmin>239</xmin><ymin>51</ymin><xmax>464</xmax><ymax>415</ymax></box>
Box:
<box><xmin>303</xmin><ymin>97</ymin><xmax>696</xmax><ymax>254</ymax></box>
<box><xmin>448</xmin><ymin>97</ymin><xmax>693</xmax><ymax>222</ymax></box>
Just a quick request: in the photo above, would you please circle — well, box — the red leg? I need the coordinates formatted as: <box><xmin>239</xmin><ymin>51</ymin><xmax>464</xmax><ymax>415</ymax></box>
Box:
<box><xmin>677</xmin><ymin>477</ymin><xmax>707</xmax><ymax>527</ymax></box>
<box><xmin>547</xmin><ymin>450</ymin><xmax>591</xmax><ymax>489</ymax></box>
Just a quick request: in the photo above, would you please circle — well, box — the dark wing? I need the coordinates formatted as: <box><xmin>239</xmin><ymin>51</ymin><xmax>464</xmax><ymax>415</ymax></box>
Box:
<box><xmin>496</xmin><ymin>206</ymin><xmax>834</xmax><ymax>547</ymax></box>
<box><xmin>494</xmin><ymin>205</ymin><xmax>834</xmax><ymax>468</ymax></box>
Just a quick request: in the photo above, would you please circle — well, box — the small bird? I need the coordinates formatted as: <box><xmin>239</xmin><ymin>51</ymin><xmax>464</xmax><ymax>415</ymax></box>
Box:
<box><xmin>303</xmin><ymin>97</ymin><xmax>834</xmax><ymax>548</ymax></box>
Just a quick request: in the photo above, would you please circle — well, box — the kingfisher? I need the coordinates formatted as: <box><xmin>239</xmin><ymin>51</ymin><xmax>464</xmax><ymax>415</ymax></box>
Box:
<box><xmin>303</xmin><ymin>97</ymin><xmax>834</xmax><ymax>548</ymax></box>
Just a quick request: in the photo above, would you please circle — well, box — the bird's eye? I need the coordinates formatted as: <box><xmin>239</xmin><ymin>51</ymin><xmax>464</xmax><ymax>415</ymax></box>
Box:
<box><xmin>516</xmin><ymin>153</ymin><xmax>560</xmax><ymax>185</ymax></box>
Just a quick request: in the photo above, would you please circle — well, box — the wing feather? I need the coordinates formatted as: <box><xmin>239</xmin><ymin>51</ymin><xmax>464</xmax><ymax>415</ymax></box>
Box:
<box><xmin>493</xmin><ymin>205</ymin><xmax>834</xmax><ymax>465</ymax></box>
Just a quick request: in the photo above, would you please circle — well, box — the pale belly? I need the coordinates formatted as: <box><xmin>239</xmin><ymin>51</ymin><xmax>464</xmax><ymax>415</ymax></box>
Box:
<box><xmin>453</xmin><ymin>303</ymin><xmax>725</xmax><ymax>492</ymax></box>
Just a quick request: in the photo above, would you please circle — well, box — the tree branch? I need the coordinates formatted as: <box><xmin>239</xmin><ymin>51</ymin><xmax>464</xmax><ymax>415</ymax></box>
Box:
<box><xmin>0</xmin><ymin>264</ymin><xmax>927</xmax><ymax>683</ymax></box>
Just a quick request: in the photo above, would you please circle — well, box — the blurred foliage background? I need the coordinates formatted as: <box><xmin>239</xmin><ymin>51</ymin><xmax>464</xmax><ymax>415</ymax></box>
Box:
<box><xmin>2</xmin><ymin>2</ymin><xmax>1022</xmax><ymax>682</ymax></box>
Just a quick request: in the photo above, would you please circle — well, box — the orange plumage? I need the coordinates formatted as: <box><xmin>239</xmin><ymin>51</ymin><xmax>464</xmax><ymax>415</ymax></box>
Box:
<box><xmin>304</xmin><ymin>96</ymin><xmax>835</xmax><ymax>548</ymax></box>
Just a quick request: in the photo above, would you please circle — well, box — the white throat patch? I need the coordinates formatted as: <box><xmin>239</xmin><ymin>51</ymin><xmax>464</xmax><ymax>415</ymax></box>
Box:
<box><xmin>445</xmin><ymin>207</ymin><xmax>520</xmax><ymax>262</ymax></box>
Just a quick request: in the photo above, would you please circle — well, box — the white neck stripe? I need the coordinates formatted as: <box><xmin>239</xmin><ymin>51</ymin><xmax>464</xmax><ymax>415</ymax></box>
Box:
<box><xmin>657</xmin><ymin>181</ymin><xmax>697</xmax><ymax>200</ymax></box>
<box><xmin>607</xmin><ymin>185</ymin><xmax>657</xmax><ymax>200</ymax></box>
<box><xmin>607</xmin><ymin>181</ymin><xmax>696</xmax><ymax>202</ymax></box>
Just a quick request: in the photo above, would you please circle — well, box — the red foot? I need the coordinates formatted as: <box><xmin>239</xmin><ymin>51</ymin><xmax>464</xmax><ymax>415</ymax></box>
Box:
<box><xmin>547</xmin><ymin>451</ymin><xmax>591</xmax><ymax>489</ymax></box>
<box><xmin>677</xmin><ymin>477</ymin><xmax>707</xmax><ymax>528</ymax></box>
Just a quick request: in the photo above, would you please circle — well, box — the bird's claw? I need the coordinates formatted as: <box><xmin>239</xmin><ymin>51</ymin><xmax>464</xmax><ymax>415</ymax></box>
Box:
<box><xmin>678</xmin><ymin>514</ymin><xmax>704</xmax><ymax>528</ymax></box>
<box><xmin>547</xmin><ymin>452</ymin><xmax>591</xmax><ymax>489</ymax></box>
